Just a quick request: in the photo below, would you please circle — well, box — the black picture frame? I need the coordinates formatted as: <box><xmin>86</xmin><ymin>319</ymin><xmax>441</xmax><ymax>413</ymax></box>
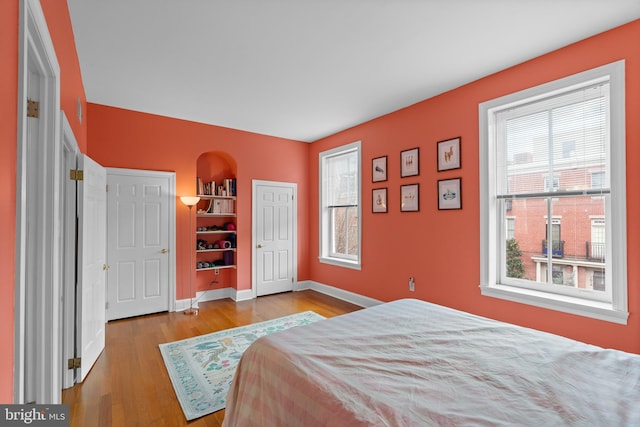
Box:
<box><xmin>400</xmin><ymin>147</ymin><xmax>419</xmax><ymax>177</ymax></box>
<box><xmin>372</xmin><ymin>156</ymin><xmax>387</xmax><ymax>182</ymax></box>
<box><xmin>400</xmin><ymin>183</ymin><xmax>419</xmax><ymax>212</ymax></box>
<box><xmin>372</xmin><ymin>188</ymin><xmax>388</xmax><ymax>213</ymax></box>
<box><xmin>437</xmin><ymin>178</ymin><xmax>462</xmax><ymax>210</ymax></box>
<box><xmin>437</xmin><ymin>137</ymin><xmax>461</xmax><ymax>171</ymax></box>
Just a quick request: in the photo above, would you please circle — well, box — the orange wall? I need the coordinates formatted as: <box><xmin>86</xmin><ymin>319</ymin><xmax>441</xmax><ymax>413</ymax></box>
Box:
<box><xmin>86</xmin><ymin>105</ymin><xmax>310</xmax><ymax>299</ymax></box>
<box><xmin>40</xmin><ymin>0</ymin><xmax>88</xmax><ymax>152</ymax></box>
<box><xmin>0</xmin><ymin>0</ymin><xmax>87</xmax><ymax>402</ymax></box>
<box><xmin>308</xmin><ymin>20</ymin><xmax>640</xmax><ymax>354</ymax></box>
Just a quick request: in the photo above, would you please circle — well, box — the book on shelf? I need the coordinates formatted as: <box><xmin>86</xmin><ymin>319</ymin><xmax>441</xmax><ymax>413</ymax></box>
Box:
<box><xmin>206</xmin><ymin>198</ymin><xmax>235</xmax><ymax>214</ymax></box>
<box><xmin>197</xmin><ymin>177</ymin><xmax>236</xmax><ymax>197</ymax></box>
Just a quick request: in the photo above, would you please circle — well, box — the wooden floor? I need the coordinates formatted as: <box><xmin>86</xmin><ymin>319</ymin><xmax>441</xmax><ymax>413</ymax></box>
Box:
<box><xmin>62</xmin><ymin>290</ymin><xmax>362</xmax><ymax>426</ymax></box>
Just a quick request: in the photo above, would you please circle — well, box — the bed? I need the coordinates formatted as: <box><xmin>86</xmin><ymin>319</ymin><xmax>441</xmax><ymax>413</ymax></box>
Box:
<box><xmin>222</xmin><ymin>298</ymin><xmax>640</xmax><ymax>426</ymax></box>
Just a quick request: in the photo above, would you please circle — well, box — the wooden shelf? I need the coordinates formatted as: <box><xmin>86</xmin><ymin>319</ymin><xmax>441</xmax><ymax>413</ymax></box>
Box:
<box><xmin>197</xmin><ymin>194</ymin><xmax>236</xmax><ymax>200</ymax></box>
<box><xmin>197</xmin><ymin>213</ymin><xmax>236</xmax><ymax>218</ymax></box>
<box><xmin>196</xmin><ymin>265</ymin><xmax>236</xmax><ymax>271</ymax></box>
<box><xmin>196</xmin><ymin>248</ymin><xmax>236</xmax><ymax>253</ymax></box>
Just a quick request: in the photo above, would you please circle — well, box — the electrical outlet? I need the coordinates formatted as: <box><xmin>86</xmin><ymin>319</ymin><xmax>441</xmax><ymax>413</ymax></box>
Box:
<box><xmin>409</xmin><ymin>276</ymin><xmax>415</xmax><ymax>292</ymax></box>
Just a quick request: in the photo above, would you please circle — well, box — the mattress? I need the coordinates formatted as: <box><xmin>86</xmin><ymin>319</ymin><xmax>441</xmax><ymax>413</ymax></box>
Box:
<box><xmin>223</xmin><ymin>298</ymin><xmax>640</xmax><ymax>426</ymax></box>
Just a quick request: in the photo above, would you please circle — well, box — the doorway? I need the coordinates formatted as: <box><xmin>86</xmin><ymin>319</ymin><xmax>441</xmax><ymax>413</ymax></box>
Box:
<box><xmin>106</xmin><ymin>168</ymin><xmax>176</xmax><ymax>320</ymax></box>
<box><xmin>252</xmin><ymin>180</ymin><xmax>297</xmax><ymax>297</ymax></box>
<box><xmin>14</xmin><ymin>0</ymin><xmax>63</xmax><ymax>404</ymax></box>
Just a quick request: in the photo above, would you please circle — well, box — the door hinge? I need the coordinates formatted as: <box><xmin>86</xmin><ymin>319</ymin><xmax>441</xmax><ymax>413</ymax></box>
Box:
<box><xmin>27</xmin><ymin>99</ymin><xmax>39</xmax><ymax>118</ymax></box>
<box><xmin>70</xmin><ymin>169</ymin><xmax>84</xmax><ymax>181</ymax></box>
<box><xmin>67</xmin><ymin>357</ymin><xmax>81</xmax><ymax>370</ymax></box>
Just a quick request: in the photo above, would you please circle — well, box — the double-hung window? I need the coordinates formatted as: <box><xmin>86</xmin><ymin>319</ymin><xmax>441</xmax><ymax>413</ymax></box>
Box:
<box><xmin>479</xmin><ymin>61</ymin><xmax>627</xmax><ymax>324</ymax></box>
<box><xmin>319</xmin><ymin>141</ymin><xmax>361</xmax><ymax>269</ymax></box>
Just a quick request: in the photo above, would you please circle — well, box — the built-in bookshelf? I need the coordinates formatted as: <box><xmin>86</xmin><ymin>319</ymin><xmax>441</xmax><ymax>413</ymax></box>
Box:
<box><xmin>194</xmin><ymin>176</ymin><xmax>237</xmax><ymax>271</ymax></box>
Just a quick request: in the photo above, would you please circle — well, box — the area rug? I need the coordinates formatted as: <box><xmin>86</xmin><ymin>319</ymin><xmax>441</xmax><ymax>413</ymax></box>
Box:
<box><xmin>159</xmin><ymin>311</ymin><xmax>325</xmax><ymax>420</ymax></box>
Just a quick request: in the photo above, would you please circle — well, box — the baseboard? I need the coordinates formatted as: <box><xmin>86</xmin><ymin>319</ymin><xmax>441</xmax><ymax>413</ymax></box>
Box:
<box><xmin>233</xmin><ymin>288</ymin><xmax>254</xmax><ymax>301</ymax></box>
<box><xmin>297</xmin><ymin>280</ymin><xmax>382</xmax><ymax>308</ymax></box>
<box><xmin>175</xmin><ymin>282</ymin><xmax>382</xmax><ymax>311</ymax></box>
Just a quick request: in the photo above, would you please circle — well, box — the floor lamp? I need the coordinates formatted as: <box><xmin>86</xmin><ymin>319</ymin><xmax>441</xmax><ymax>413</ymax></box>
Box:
<box><xmin>180</xmin><ymin>196</ymin><xmax>200</xmax><ymax>315</ymax></box>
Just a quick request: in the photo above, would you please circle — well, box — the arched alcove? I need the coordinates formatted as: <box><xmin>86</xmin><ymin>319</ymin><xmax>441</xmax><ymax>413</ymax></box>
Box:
<box><xmin>194</xmin><ymin>151</ymin><xmax>238</xmax><ymax>292</ymax></box>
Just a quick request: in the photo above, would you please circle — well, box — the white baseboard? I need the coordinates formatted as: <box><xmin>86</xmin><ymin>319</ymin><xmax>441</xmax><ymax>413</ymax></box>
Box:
<box><xmin>174</xmin><ymin>282</ymin><xmax>382</xmax><ymax>311</ymax></box>
<box><xmin>233</xmin><ymin>288</ymin><xmax>254</xmax><ymax>301</ymax></box>
<box><xmin>297</xmin><ymin>280</ymin><xmax>382</xmax><ymax>308</ymax></box>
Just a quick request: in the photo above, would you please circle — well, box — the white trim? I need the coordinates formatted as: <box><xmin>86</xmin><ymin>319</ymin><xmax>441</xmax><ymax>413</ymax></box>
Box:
<box><xmin>251</xmin><ymin>180</ymin><xmax>298</xmax><ymax>298</ymax></box>
<box><xmin>479</xmin><ymin>284</ymin><xmax>628</xmax><ymax>324</ymax></box>
<box><xmin>175</xmin><ymin>287</ymin><xmax>255</xmax><ymax>309</ymax></box>
<box><xmin>479</xmin><ymin>60</ymin><xmax>627</xmax><ymax>324</ymax></box>
<box><xmin>15</xmin><ymin>0</ymin><xmax>62</xmax><ymax>404</ymax></box>
<box><xmin>318</xmin><ymin>141</ymin><xmax>362</xmax><ymax>270</ymax></box>
<box><xmin>300</xmin><ymin>280</ymin><xmax>382</xmax><ymax>308</ymax></box>
<box><xmin>105</xmin><ymin>168</ymin><xmax>177</xmax><ymax>313</ymax></box>
<box><xmin>233</xmin><ymin>288</ymin><xmax>255</xmax><ymax>302</ymax></box>
<box><xmin>176</xmin><ymin>282</ymin><xmax>382</xmax><ymax>309</ymax></box>
<box><xmin>60</xmin><ymin>112</ymin><xmax>79</xmax><ymax>390</ymax></box>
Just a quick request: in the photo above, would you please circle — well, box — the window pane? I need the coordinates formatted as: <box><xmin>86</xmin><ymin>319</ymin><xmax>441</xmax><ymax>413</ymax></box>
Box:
<box><xmin>504</xmin><ymin>195</ymin><xmax>606</xmax><ymax>292</ymax></box>
<box><xmin>331</xmin><ymin>206</ymin><xmax>359</xmax><ymax>258</ymax></box>
<box><xmin>501</xmin><ymin>83</ymin><xmax>608</xmax><ymax>197</ymax></box>
<box><xmin>326</xmin><ymin>151</ymin><xmax>358</xmax><ymax>206</ymax></box>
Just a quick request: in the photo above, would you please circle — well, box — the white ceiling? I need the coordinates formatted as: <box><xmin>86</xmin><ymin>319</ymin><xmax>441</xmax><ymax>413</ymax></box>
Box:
<box><xmin>67</xmin><ymin>1</ymin><xmax>640</xmax><ymax>142</ymax></box>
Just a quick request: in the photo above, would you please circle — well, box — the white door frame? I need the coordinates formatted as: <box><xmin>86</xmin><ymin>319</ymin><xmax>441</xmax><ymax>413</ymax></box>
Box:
<box><xmin>251</xmin><ymin>180</ymin><xmax>298</xmax><ymax>299</ymax></box>
<box><xmin>15</xmin><ymin>0</ymin><xmax>62</xmax><ymax>403</ymax></box>
<box><xmin>106</xmin><ymin>168</ymin><xmax>177</xmax><ymax>314</ymax></box>
<box><xmin>60</xmin><ymin>113</ymin><xmax>79</xmax><ymax>389</ymax></box>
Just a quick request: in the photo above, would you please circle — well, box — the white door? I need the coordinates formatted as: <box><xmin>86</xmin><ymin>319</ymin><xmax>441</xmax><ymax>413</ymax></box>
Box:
<box><xmin>253</xmin><ymin>181</ymin><xmax>297</xmax><ymax>296</ymax></box>
<box><xmin>106</xmin><ymin>169</ymin><xmax>175</xmax><ymax>321</ymax></box>
<box><xmin>77</xmin><ymin>154</ymin><xmax>107</xmax><ymax>382</ymax></box>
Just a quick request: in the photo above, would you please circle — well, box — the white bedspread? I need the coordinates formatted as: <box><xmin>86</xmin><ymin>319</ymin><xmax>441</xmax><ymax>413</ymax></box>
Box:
<box><xmin>223</xmin><ymin>299</ymin><xmax>640</xmax><ymax>426</ymax></box>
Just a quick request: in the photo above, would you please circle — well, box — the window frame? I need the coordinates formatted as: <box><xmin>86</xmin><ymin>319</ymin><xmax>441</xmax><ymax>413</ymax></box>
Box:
<box><xmin>319</xmin><ymin>141</ymin><xmax>362</xmax><ymax>270</ymax></box>
<box><xmin>479</xmin><ymin>61</ymin><xmax>628</xmax><ymax>324</ymax></box>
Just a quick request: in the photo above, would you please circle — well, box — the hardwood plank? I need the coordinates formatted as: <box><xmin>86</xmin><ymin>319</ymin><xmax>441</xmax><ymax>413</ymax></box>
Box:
<box><xmin>62</xmin><ymin>290</ymin><xmax>361</xmax><ymax>426</ymax></box>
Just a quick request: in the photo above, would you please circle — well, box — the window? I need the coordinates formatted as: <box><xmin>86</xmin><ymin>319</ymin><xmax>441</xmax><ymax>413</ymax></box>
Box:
<box><xmin>590</xmin><ymin>218</ymin><xmax>605</xmax><ymax>261</ymax></box>
<box><xmin>591</xmin><ymin>171</ymin><xmax>605</xmax><ymax>189</ymax></box>
<box><xmin>506</xmin><ymin>218</ymin><xmax>515</xmax><ymax>240</ymax></box>
<box><xmin>479</xmin><ymin>61</ymin><xmax>627</xmax><ymax>324</ymax></box>
<box><xmin>543</xmin><ymin>219</ymin><xmax>563</xmax><ymax>258</ymax></box>
<box><xmin>319</xmin><ymin>141</ymin><xmax>361</xmax><ymax>269</ymax></box>
<box><xmin>543</xmin><ymin>174</ymin><xmax>559</xmax><ymax>192</ymax></box>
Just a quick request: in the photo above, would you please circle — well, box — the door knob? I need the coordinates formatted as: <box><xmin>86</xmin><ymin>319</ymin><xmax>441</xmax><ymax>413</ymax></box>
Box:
<box><xmin>161</xmin><ymin>248</ymin><xmax>168</xmax><ymax>254</ymax></box>
<box><xmin>103</xmin><ymin>264</ymin><xmax>110</xmax><ymax>271</ymax></box>
<box><xmin>257</xmin><ymin>244</ymin><xmax>263</xmax><ymax>248</ymax></box>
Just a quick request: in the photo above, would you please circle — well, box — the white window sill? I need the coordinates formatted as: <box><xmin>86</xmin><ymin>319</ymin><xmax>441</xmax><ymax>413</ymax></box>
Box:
<box><xmin>480</xmin><ymin>283</ymin><xmax>628</xmax><ymax>325</ymax></box>
<box><xmin>319</xmin><ymin>257</ymin><xmax>361</xmax><ymax>271</ymax></box>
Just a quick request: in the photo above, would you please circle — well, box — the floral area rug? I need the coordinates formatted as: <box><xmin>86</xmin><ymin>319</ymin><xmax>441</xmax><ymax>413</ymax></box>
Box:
<box><xmin>159</xmin><ymin>311</ymin><xmax>325</xmax><ymax>420</ymax></box>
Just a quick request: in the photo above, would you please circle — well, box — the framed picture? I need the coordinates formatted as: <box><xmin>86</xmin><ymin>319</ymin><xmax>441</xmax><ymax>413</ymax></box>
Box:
<box><xmin>400</xmin><ymin>147</ymin><xmax>419</xmax><ymax>177</ymax></box>
<box><xmin>400</xmin><ymin>184</ymin><xmax>419</xmax><ymax>212</ymax></box>
<box><xmin>372</xmin><ymin>156</ymin><xmax>387</xmax><ymax>182</ymax></box>
<box><xmin>437</xmin><ymin>137</ymin><xmax>461</xmax><ymax>171</ymax></box>
<box><xmin>372</xmin><ymin>188</ymin><xmax>388</xmax><ymax>213</ymax></box>
<box><xmin>438</xmin><ymin>178</ymin><xmax>462</xmax><ymax>210</ymax></box>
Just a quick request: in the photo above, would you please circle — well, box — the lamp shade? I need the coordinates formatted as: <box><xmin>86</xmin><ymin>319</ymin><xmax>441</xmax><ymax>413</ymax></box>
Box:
<box><xmin>180</xmin><ymin>196</ymin><xmax>200</xmax><ymax>207</ymax></box>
